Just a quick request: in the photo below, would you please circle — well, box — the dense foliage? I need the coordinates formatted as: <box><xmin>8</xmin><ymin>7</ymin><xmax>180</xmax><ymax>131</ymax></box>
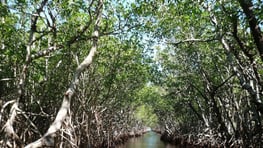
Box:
<box><xmin>0</xmin><ymin>0</ymin><xmax>263</xmax><ymax>147</ymax></box>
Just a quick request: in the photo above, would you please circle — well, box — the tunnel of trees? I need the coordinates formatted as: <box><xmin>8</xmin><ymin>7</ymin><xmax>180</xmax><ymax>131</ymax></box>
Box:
<box><xmin>0</xmin><ymin>0</ymin><xmax>263</xmax><ymax>147</ymax></box>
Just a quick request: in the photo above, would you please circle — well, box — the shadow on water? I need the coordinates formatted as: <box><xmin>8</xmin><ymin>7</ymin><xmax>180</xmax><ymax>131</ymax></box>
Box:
<box><xmin>116</xmin><ymin>131</ymin><xmax>178</xmax><ymax>148</ymax></box>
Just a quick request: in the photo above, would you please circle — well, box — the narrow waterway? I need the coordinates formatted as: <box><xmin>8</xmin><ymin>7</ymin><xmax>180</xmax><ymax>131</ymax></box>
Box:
<box><xmin>116</xmin><ymin>131</ymin><xmax>177</xmax><ymax>148</ymax></box>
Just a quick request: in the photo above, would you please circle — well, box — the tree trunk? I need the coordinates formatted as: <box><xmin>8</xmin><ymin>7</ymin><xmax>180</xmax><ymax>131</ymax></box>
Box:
<box><xmin>25</xmin><ymin>1</ymin><xmax>103</xmax><ymax>147</ymax></box>
<box><xmin>238</xmin><ymin>0</ymin><xmax>263</xmax><ymax>61</ymax></box>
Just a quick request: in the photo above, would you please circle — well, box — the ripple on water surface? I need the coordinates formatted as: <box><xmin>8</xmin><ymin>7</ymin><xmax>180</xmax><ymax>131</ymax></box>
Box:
<box><xmin>116</xmin><ymin>131</ymin><xmax>177</xmax><ymax>148</ymax></box>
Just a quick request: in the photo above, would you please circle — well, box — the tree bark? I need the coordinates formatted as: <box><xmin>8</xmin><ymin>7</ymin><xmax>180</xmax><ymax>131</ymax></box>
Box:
<box><xmin>3</xmin><ymin>1</ymin><xmax>48</xmax><ymax>146</ymax></box>
<box><xmin>238</xmin><ymin>0</ymin><xmax>263</xmax><ymax>61</ymax></box>
<box><xmin>25</xmin><ymin>0</ymin><xmax>103</xmax><ymax>147</ymax></box>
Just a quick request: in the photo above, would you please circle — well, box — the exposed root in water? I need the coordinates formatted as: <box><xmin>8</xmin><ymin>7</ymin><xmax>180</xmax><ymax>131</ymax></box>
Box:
<box><xmin>159</xmin><ymin>130</ymin><xmax>245</xmax><ymax>148</ymax></box>
<box><xmin>98</xmin><ymin>130</ymin><xmax>148</xmax><ymax>148</ymax></box>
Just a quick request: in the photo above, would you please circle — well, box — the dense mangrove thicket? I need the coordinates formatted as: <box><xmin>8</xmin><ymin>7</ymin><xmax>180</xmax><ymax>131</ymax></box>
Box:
<box><xmin>1</xmin><ymin>0</ymin><xmax>263</xmax><ymax>147</ymax></box>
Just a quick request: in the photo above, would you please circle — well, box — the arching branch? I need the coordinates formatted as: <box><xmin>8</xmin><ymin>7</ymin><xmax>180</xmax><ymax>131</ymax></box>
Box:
<box><xmin>25</xmin><ymin>0</ymin><xmax>103</xmax><ymax>147</ymax></box>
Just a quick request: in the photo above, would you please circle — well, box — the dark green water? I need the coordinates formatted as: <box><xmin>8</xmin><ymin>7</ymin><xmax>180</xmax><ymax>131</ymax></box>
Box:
<box><xmin>116</xmin><ymin>131</ymin><xmax>177</xmax><ymax>148</ymax></box>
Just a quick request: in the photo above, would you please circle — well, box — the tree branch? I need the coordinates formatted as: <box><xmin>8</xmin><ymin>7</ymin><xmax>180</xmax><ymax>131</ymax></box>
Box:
<box><xmin>238</xmin><ymin>0</ymin><xmax>263</xmax><ymax>61</ymax></box>
<box><xmin>31</xmin><ymin>45</ymin><xmax>63</xmax><ymax>60</ymax></box>
<box><xmin>167</xmin><ymin>38</ymin><xmax>216</xmax><ymax>46</ymax></box>
<box><xmin>3</xmin><ymin>0</ymin><xmax>48</xmax><ymax>146</ymax></box>
<box><xmin>214</xmin><ymin>73</ymin><xmax>235</xmax><ymax>92</ymax></box>
<box><xmin>25</xmin><ymin>0</ymin><xmax>103</xmax><ymax>147</ymax></box>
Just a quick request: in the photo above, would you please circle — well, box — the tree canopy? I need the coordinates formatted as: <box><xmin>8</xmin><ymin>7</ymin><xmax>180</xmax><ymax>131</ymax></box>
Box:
<box><xmin>0</xmin><ymin>0</ymin><xmax>263</xmax><ymax>147</ymax></box>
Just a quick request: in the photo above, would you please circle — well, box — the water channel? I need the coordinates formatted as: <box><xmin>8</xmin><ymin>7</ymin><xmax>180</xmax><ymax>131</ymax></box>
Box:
<box><xmin>116</xmin><ymin>131</ymin><xmax>177</xmax><ymax>148</ymax></box>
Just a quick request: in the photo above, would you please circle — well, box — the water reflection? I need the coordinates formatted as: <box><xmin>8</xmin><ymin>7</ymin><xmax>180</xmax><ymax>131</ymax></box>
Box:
<box><xmin>116</xmin><ymin>131</ymin><xmax>177</xmax><ymax>148</ymax></box>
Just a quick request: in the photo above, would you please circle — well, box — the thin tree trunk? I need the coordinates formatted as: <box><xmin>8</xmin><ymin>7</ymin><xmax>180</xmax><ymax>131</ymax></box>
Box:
<box><xmin>238</xmin><ymin>0</ymin><xmax>263</xmax><ymax>61</ymax></box>
<box><xmin>25</xmin><ymin>1</ymin><xmax>103</xmax><ymax>147</ymax></box>
<box><xmin>3</xmin><ymin>1</ymin><xmax>48</xmax><ymax>146</ymax></box>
